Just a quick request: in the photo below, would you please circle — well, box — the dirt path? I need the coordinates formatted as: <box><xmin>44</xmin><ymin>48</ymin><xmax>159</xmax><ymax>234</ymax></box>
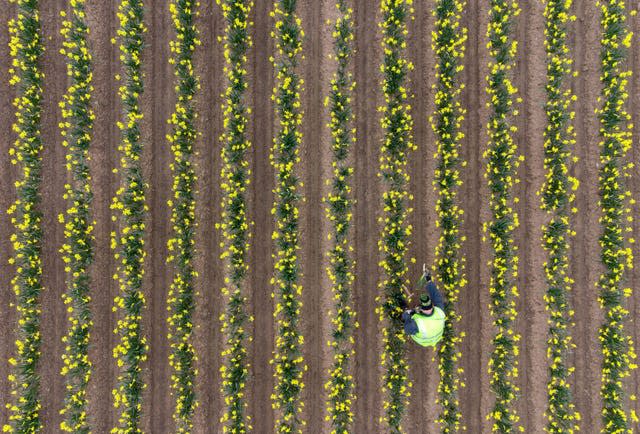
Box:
<box><xmin>142</xmin><ymin>1</ymin><xmax>174</xmax><ymax>431</ymax></box>
<box><xmin>405</xmin><ymin>0</ymin><xmax>439</xmax><ymax>431</ymax></box>
<box><xmin>514</xmin><ymin>1</ymin><xmax>548</xmax><ymax>431</ymax></box>
<box><xmin>299</xmin><ymin>0</ymin><xmax>332</xmax><ymax>430</ymax></box>
<box><xmin>37</xmin><ymin>0</ymin><xmax>67</xmax><ymax>429</ymax></box>
<box><xmin>460</xmin><ymin>0</ymin><xmax>486</xmax><ymax>432</ymax></box>
<box><xmin>246</xmin><ymin>0</ymin><xmax>276</xmax><ymax>430</ymax></box>
<box><xmin>571</xmin><ymin>2</ymin><xmax>605</xmax><ymax>431</ymax></box>
<box><xmin>351</xmin><ymin>0</ymin><xmax>384</xmax><ymax>431</ymax></box>
<box><xmin>84</xmin><ymin>1</ymin><xmax>118</xmax><ymax>431</ymax></box>
<box><xmin>459</xmin><ymin>0</ymin><xmax>492</xmax><ymax>431</ymax></box>
<box><xmin>192</xmin><ymin>1</ymin><xmax>225</xmax><ymax>432</ymax></box>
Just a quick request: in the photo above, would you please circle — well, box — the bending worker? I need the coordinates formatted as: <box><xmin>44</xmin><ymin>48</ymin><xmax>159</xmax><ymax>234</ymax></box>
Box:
<box><xmin>401</xmin><ymin>270</ymin><xmax>446</xmax><ymax>347</ymax></box>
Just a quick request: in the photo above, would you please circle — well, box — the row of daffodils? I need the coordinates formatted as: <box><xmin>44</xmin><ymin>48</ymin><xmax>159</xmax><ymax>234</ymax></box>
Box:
<box><xmin>269</xmin><ymin>1</ymin><xmax>306</xmax><ymax>432</ymax></box>
<box><xmin>323</xmin><ymin>0</ymin><xmax>357</xmax><ymax>433</ymax></box>
<box><xmin>166</xmin><ymin>0</ymin><xmax>201</xmax><ymax>432</ymax></box>
<box><xmin>376</xmin><ymin>0</ymin><xmax>416</xmax><ymax>432</ymax></box>
<box><xmin>109</xmin><ymin>0</ymin><xmax>149</xmax><ymax>432</ymax></box>
<box><xmin>539</xmin><ymin>1</ymin><xmax>580</xmax><ymax>432</ymax></box>
<box><xmin>595</xmin><ymin>1</ymin><xmax>638</xmax><ymax>432</ymax></box>
<box><xmin>483</xmin><ymin>0</ymin><xmax>523</xmax><ymax>432</ymax></box>
<box><xmin>217</xmin><ymin>0</ymin><xmax>254</xmax><ymax>432</ymax></box>
<box><xmin>58</xmin><ymin>1</ymin><xmax>96</xmax><ymax>432</ymax></box>
<box><xmin>3</xmin><ymin>0</ymin><xmax>46</xmax><ymax>432</ymax></box>
<box><xmin>430</xmin><ymin>0</ymin><xmax>467</xmax><ymax>432</ymax></box>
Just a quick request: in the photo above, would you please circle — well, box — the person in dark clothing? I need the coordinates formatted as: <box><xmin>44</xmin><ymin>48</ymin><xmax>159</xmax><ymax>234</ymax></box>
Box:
<box><xmin>401</xmin><ymin>270</ymin><xmax>446</xmax><ymax>347</ymax></box>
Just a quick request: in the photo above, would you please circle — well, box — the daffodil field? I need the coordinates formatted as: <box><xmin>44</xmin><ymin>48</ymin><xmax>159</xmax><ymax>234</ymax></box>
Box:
<box><xmin>1</xmin><ymin>1</ymin><xmax>640</xmax><ymax>433</ymax></box>
<box><xmin>539</xmin><ymin>1</ymin><xmax>580</xmax><ymax>432</ymax></box>
<box><xmin>595</xmin><ymin>1</ymin><xmax>638</xmax><ymax>432</ymax></box>
<box><xmin>376</xmin><ymin>0</ymin><xmax>416</xmax><ymax>431</ymax></box>
<box><xmin>217</xmin><ymin>0</ymin><xmax>253</xmax><ymax>432</ymax></box>
<box><xmin>166</xmin><ymin>0</ymin><xmax>200</xmax><ymax>432</ymax></box>
<box><xmin>484</xmin><ymin>0</ymin><xmax>523</xmax><ymax>432</ymax></box>
<box><xmin>323</xmin><ymin>0</ymin><xmax>357</xmax><ymax>432</ymax></box>
<box><xmin>430</xmin><ymin>0</ymin><xmax>467</xmax><ymax>432</ymax></box>
<box><xmin>58</xmin><ymin>1</ymin><xmax>96</xmax><ymax>432</ymax></box>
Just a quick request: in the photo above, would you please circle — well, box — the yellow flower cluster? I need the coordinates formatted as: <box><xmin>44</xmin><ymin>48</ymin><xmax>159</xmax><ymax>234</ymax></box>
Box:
<box><xmin>376</xmin><ymin>0</ymin><xmax>416</xmax><ymax>432</ymax></box>
<box><xmin>3</xmin><ymin>1</ymin><xmax>45</xmax><ymax>433</ymax></box>
<box><xmin>595</xmin><ymin>1</ymin><xmax>637</xmax><ymax>432</ymax></box>
<box><xmin>538</xmin><ymin>1</ymin><xmax>581</xmax><ymax>432</ymax></box>
<box><xmin>166</xmin><ymin>0</ymin><xmax>201</xmax><ymax>432</ymax></box>
<box><xmin>483</xmin><ymin>0</ymin><xmax>523</xmax><ymax>432</ymax></box>
<box><xmin>57</xmin><ymin>1</ymin><xmax>96</xmax><ymax>432</ymax></box>
<box><xmin>269</xmin><ymin>1</ymin><xmax>306</xmax><ymax>432</ymax></box>
<box><xmin>429</xmin><ymin>0</ymin><xmax>468</xmax><ymax>431</ymax></box>
<box><xmin>323</xmin><ymin>1</ymin><xmax>358</xmax><ymax>433</ymax></box>
<box><xmin>216</xmin><ymin>0</ymin><xmax>254</xmax><ymax>432</ymax></box>
<box><xmin>109</xmin><ymin>0</ymin><xmax>149</xmax><ymax>432</ymax></box>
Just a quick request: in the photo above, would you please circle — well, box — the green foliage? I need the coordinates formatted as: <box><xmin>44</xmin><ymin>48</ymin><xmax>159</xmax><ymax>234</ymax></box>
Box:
<box><xmin>217</xmin><ymin>0</ymin><xmax>253</xmax><ymax>432</ymax></box>
<box><xmin>3</xmin><ymin>0</ymin><xmax>45</xmax><ymax>432</ymax></box>
<box><xmin>166</xmin><ymin>0</ymin><xmax>201</xmax><ymax>432</ymax></box>
<box><xmin>57</xmin><ymin>1</ymin><xmax>96</xmax><ymax>432</ymax></box>
<box><xmin>376</xmin><ymin>0</ymin><xmax>416</xmax><ymax>431</ymax></box>
<box><xmin>430</xmin><ymin>0</ymin><xmax>468</xmax><ymax>431</ymax></box>
<box><xmin>539</xmin><ymin>1</ymin><xmax>580</xmax><ymax>432</ymax></box>
<box><xmin>483</xmin><ymin>0</ymin><xmax>523</xmax><ymax>432</ymax></box>
<box><xmin>269</xmin><ymin>1</ymin><xmax>306</xmax><ymax>432</ymax></box>
<box><xmin>595</xmin><ymin>1</ymin><xmax>638</xmax><ymax>432</ymax></box>
<box><xmin>323</xmin><ymin>0</ymin><xmax>357</xmax><ymax>432</ymax></box>
<box><xmin>109</xmin><ymin>0</ymin><xmax>149</xmax><ymax>432</ymax></box>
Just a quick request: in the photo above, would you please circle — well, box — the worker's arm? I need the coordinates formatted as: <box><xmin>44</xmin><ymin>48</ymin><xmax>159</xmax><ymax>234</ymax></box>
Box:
<box><xmin>426</xmin><ymin>280</ymin><xmax>445</xmax><ymax>310</ymax></box>
<box><xmin>402</xmin><ymin>310</ymin><xmax>419</xmax><ymax>335</ymax></box>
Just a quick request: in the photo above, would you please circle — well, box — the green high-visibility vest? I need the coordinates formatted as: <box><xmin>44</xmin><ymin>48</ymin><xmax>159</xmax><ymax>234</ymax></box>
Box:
<box><xmin>410</xmin><ymin>307</ymin><xmax>446</xmax><ymax>347</ymax></box>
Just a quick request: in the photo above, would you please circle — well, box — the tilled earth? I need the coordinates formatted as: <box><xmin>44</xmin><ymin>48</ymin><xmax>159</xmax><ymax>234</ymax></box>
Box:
<box><xmin>1</xmin><ymin>1</ymin><xmax>639</xmax><ymax>433</ymax></box>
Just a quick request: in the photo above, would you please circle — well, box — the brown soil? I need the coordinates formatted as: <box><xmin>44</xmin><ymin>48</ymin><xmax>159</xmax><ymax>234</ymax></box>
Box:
<box><xmin>514</xmin><ymin>1</ymin><xmax>547</xmax><ymax>431</ymax></box>
<box><xmin>298</xmin><ymin>0</ymin><xmax>332</xmax><ymax>430</ymax></box>
<box><xmin>246</xmin><ymin>0</ymin><xmax>275</xmax><ymax>430</ymax></box>
<box><xmin>570</xmin><ymin>2</ymin><xmax>607</xmax><ymax>432</ymax></box>
<box><xmin>1</xmin><ymin>1</ymin><xmax>639</xmax><ymax>433</ymax></box>
<box><xmin>459</xmin><ymin>0</ymin><xmax>488</xmax><ymax>431</ymax></box>
<box><xmin>352</xmin><ymin>1</ymin><xmax>384</xmax><ymax>431</ymax></box>
<box><xmin>458</xmin><ymin>1</ymin><xmax>491</xmax><ymax>431</ymax></box>
<box><xmin>405</xmin><ymin>0</ymin><xmax>439</xmax><ymax>431</ymax></box>
<box><xmin>191</xmin><ymin>1</ymin><xmax>225</xmax><ymax>432</ymax></box>
<box><xmin>36</xmin><ymin>0</ymin><xmax>67</xmax><ymax>430</ymax></box>
<box><xmin>83</xmin><ymin>0</ymin><xmax>118</xmax><ymax>429</ymax></box>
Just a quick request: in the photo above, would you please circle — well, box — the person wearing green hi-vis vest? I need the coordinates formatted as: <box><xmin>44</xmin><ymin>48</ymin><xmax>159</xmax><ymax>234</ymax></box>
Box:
<box><xmin>400</xmin><ymin>264</ymin><xmax>446</xmax><ymax>347</ymax></box>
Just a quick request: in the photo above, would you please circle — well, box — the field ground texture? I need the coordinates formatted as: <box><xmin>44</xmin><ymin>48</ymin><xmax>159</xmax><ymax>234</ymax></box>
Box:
<box><xmin>1</xmin><ymin>0</ymin><xmax>639</xmax><ymax>432</ymax></box>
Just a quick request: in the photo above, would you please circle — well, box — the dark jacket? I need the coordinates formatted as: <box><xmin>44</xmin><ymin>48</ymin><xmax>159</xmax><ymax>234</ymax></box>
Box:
<box><xmin>425</xmin><ymin>281</ymin><xmax>444</xmax><ymax>310</ymax></box>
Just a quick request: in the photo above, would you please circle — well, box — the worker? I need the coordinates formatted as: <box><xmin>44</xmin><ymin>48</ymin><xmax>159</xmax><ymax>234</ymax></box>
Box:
<box><xmin>401</xmin><ymin>270</ymin><xmax>446</xmax><ymax>347</ymax></box>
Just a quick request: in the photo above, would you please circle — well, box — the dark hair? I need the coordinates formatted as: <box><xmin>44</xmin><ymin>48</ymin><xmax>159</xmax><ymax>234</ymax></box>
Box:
<box><xmin>420</xmin><ymin>294</ymin><xmax>433</xmax><ymax>311</ymax></box>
